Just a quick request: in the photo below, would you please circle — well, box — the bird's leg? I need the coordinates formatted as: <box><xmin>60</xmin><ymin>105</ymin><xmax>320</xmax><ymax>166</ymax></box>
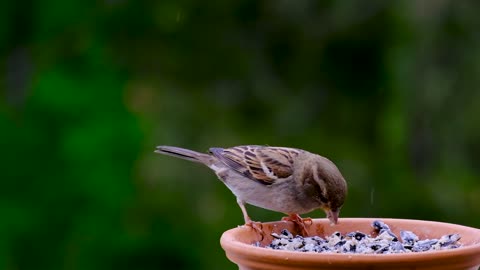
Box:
<box><xmin>237</xmin><ymin>198</ymin><xmax>264</xmax><ymax>237</ymax></box>
<box><xmin>282</xmin><ymin>213</ymin><xmax>311</xmax><ymax>236</ymax></box>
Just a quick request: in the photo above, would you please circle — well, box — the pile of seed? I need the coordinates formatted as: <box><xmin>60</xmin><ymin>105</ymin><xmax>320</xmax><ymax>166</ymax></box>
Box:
<box><xmin>260</xmin><ymin>220</ymin><xmax>461</xmax><ymax>254</ymax></box>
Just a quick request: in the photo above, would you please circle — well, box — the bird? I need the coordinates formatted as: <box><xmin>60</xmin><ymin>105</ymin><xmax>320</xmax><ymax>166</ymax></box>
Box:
<box><xmin>154</xmin><ymin>145</ymin><xmax>347</xmax><ymax>235</ymax></box>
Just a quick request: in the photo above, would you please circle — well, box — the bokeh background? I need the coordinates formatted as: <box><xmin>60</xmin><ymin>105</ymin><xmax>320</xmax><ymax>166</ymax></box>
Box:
<box><xmin>1</xmin><ymin>1</ymin><xmax>480</xmax><ymax>269</ymax></box>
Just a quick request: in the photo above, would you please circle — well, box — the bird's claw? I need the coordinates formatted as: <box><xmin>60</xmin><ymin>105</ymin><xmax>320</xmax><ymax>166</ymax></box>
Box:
<box><xmin>245</xmin><ymin>221</ymin><xmax>265</xmax><ymax>241</ymax></box>
<box><xmin>282</xmin><ymin>214</ymin><xmax>311</xmax><ymax>236</ymax></box>
<box><xmin>303</xmin><ymin>217</ymin><xmax>313</xmax><ymax>225</ymax></box>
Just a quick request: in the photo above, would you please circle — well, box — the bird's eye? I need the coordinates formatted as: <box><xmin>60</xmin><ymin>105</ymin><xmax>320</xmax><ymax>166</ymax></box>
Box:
<box><xmin>317</xmin><ymin>193</ymin><xmax>328</xmax><ymax>203</ymax></box>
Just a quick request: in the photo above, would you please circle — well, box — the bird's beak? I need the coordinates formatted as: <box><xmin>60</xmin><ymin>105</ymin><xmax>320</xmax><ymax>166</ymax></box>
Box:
<box><xmin>325</xmin><ymin>209</ymin><xmax>339</xmax><ymax>225</ymax></box>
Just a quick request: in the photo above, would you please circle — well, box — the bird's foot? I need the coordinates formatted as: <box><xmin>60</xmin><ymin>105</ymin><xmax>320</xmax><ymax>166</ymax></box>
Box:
<box><xmin>282</xmin><ymin>214</ymin><xmax>311</xmax><ymax>236</ymax></box>
<box><xmin>244</xmin><ymin>220</ymin><xmax>264</xmax><ymax>240</ymax></box>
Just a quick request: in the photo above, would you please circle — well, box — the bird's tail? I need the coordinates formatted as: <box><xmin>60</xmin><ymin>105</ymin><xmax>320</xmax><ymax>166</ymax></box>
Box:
<box><xmin>155</xmin><ymin>146</ymin><xmax>213</xmax><ymax>164</ymax></box>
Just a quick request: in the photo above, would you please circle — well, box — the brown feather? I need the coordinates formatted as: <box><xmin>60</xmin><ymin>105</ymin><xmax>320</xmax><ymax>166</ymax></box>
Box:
<box><xmin>210</xmin><ymin>146</ymin><xmax>301</xmax><ymax>185</ymax></box>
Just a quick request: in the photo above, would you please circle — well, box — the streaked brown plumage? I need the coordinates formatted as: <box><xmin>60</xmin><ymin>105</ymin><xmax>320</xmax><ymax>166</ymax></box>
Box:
<box><xmin>155</xmin><ymin>145</ymin><xmax>347</xmax><ymax>233</ymax></box>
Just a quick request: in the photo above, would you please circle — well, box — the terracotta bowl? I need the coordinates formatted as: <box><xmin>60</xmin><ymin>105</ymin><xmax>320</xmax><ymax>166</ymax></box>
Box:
<box><xmin>220</xmin><ymin>218</ymin><xmax>480</xmax><ymax>270</ymax></box>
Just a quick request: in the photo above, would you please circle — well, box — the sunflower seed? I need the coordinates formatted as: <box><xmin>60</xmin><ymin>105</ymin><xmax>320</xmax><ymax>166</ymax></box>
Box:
<box><xmin>260</xmin><ymin>220</ymin><xmax>462</xmax><ymax>254</ymax></box>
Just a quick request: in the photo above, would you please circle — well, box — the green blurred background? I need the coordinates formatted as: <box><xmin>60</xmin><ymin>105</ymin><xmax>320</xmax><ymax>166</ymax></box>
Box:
<box><xmin>1</xmin><ymin>1</ymin><xmax>480</xmax><ymax>269</ymax></box>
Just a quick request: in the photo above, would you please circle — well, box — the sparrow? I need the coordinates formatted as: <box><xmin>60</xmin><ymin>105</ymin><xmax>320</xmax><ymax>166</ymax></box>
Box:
<box><xmin>154</xmin><ymin>145</ymin><xmax>347</xmax><ymax>235</ymax></box>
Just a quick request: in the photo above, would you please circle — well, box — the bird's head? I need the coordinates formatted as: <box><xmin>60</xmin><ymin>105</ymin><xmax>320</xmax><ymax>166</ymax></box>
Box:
<box><xmin>312</xmin><ymin>155</ymin><xmax>347</xmax><ymax>225</ymax></box>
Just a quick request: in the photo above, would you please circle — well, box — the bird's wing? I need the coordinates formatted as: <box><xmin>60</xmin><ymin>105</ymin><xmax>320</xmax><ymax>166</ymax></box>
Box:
<box><xmin>209</xmin><ymin>146</ymin><xmax>300</xmax><ymax>185</ymax></box>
